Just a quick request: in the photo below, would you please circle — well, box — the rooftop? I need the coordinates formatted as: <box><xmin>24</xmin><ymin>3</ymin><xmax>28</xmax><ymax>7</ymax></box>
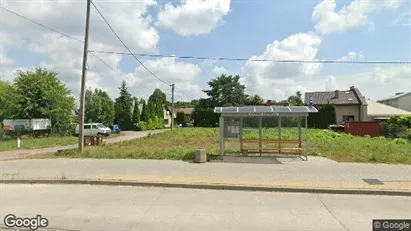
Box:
<box><xmin>377</xmin><ymin>92</ymin><xmax>411</xmax><ymax>102</ymax></box>
<box><xmin>366</xmin><ymin>99</ymin><xmax>411</xmax><ymax>117</ymax></box>
<box><xmin>305</xmin><ymin>86</ymin><xmax>366</xmax><ymax>105</ymax></box>
<box><xmin>175</xmin><ymin>108</ymin><xmax>195</xmax><ymax>114</ymax></box>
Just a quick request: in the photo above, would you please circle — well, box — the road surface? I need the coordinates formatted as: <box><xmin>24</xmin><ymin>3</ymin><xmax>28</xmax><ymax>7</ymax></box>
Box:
<box><xmin>0</xmin><ymin>184</ymin><xmax>410</xmax><ymax>231</ymax></box>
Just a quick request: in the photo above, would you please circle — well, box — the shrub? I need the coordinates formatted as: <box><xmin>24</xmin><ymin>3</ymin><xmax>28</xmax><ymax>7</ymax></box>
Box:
<box><xmin>192</xmin><ymin>108</ymin><xmax>219</xmax><ymax>127</ymax></box>
<box><xmin>388</xmin><ymin>115</ymin><xmax>411</xmax><ymax>128</ymax></box>
<box><xmin>381</xmin><ymin>116</ymin><xmax>410</xmax><ymax>139</ymax></box>
<box><xmin>307</xmin><ymin>104</ymin><xmax>337</xmax><ymax>129</ymax></box>
<box><xmin>176</xmin><ymin>111</ymin><xmax>185</xmax><ymax>124</ymax></box>
<box><xmin>137</xmin><ymin>121</ymin><xmax>148</xmax><ymax>131</ymax></box>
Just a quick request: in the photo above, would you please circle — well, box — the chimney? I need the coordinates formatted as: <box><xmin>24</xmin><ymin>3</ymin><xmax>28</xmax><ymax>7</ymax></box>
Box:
<box><xmin>334</xmin><ymin>90</ymin><xmax>339</xmax><ymax>98</ymax></box>
<box><xmin>395</xmin><ymin>92</ymin><xmax>404</xmax><ymax>96</ymax></box>
<box><xmin>350</xmin><ymin>86</ymin><xmax>355</xmax><ymax>90</ymax></box>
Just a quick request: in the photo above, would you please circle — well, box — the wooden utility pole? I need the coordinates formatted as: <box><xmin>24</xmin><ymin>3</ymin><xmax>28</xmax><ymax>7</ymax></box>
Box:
<box><xmin>78</xmin><ymin>0</ymin><xmax>91</xmax><ymax>152</ymax></box>
<box><xmin>171</xmin><ymin>84</ymin><xmax>175</xmax><ymax>130</ymax></box>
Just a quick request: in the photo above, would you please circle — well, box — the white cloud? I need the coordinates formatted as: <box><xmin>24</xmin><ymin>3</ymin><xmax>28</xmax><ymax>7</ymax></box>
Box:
<box><xmin>337</xmin><ymin>51</ymin><xmax>364</xmax><ymax>61</ymax></box>
<box><xmin>325</xmin><ymin>75</ymin><xmax>339</xmax><ymax>90</ymax></box>
<box><xmin>0</xmin><ymin>0</ymin><xmax>203</xmax><ymax>101</ymax></box>
<box><xmin>371</xmin><ymin>64</ymin><xmax>411</xmax><ymax>83</ymax></box>
<box><xmin>0</xmin><ymin>32</ymin><xmax>24</xmax><ymax>68</ymax></box>
<box><xmin>241</xmin><ymin>32</ymin><xmax>322</xmax><ymax>100</ymax></box>
<box><xmin>119</xmin><ymin>57</ymin><xmax>205</xmax><ymax>101</ymax></box>
<box><xmin>0</xmin><ymin>51</ymin><xmax>15</xmax><ymax>66</ymax></box>
<box><xmin>212</xmin><ymin>66</ymin><xmax>228</xmax><ymax>75</ymax></box>
<box><xmin>308</xmin><ymin>65</ymin><xmax>411</xmax><ymax>101</ymax></box>
<box><xmin>392</xmin><ymin>10</ymin><xmax>411</xmax><ymax>27</ymax></box>
<box><xmin>312</xmin><ymin>0</ymin><xmax>405</xmax><ymax>35</ymax></box>
<box><xmin>157</xmin><ymin>0</ymin><xmax>231</xmax><ymax>36</ymax></box>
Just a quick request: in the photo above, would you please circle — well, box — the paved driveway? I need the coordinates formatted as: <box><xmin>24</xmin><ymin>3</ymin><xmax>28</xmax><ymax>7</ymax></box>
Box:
<box><xmin>0</xmin><ymin>130</ymin><xmax>168</xmax><ymax>161</ymax></box>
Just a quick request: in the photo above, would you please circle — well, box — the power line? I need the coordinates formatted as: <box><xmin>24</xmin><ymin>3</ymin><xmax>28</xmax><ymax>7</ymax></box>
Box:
<box><xmin>90</xmin><ymin>1</ymin><xmax>170</xmax><ymax>85</ymax></box>
<box><xmin>0</xmin><ymin>2</ymin><xmax>190</xmax><ymax>101</ymax></box>
<box><xmin>1</xmin><ymin>6</ymin><xmax>84</xmax><ymax>43</ymax></box>
<box><xmin>89</xmin><ymin>50</ymin><xmax>411</xmax><ymax>65</ymax></box>
<box><xmin>90</xmin><ymin>53</ymin><xmax>174</xmax><ymax>102</ymax></box>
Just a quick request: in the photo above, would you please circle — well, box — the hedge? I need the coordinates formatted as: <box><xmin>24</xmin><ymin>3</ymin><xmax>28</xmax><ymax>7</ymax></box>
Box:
<box><xmin>307</xmin><ymin>104</ymin><xmax>337</xmax><ymax>129</ymax></box>
<box><xmin>192</xmin><ymin>108</ymin><xmax>219</xmax><ymax>127</ymax></box>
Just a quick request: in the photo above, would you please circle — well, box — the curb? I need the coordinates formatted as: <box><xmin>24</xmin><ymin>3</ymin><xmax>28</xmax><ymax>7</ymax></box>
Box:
<box><xmin>1</xmin><ymin>180</ymin><xmax>411</xmax><ymax>197</ymax></box>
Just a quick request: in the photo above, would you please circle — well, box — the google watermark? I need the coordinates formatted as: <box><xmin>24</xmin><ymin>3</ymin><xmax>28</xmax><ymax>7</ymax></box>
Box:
<box><xmin>373</xmin><ymin>220</ymin><xmax>411</xmax><ymax>231</ymax></box>
<box><xmin>4</xmin><ymin>214</ymin><xmax>48</xmax><ymax>230</ymax></box>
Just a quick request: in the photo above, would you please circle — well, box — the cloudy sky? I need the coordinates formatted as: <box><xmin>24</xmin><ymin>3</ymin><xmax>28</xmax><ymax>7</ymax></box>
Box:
<box><xmin>1</xmin><ymin>0</ymin><xmax>410</xmax><ymax>104</ymax></box>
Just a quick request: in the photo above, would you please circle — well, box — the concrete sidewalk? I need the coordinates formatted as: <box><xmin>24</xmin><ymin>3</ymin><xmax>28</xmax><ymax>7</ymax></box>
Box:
<box><xmin>0</xmin><ymin>129</ymin><xmax>167</xmax><ymax>161</ymax></box>
<box><xmin>1</xmin><ymin>157</ymin><xmax>410</xmax><ymax>196</ymax></box>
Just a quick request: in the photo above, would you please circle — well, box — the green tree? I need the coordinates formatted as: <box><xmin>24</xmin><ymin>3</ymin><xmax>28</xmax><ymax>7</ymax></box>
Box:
<box><xmin>97</xmin><ymin>89</ymin><xmax>115</xmax><ymax>127</ymax></box>
<box><xmin>140</xmin><ymin>100</ymin><xmax>149</xmax><ymax>122</ymax></box>
<box><xmin>84</xmin><ymin>89</ymin><xmax>94</xmax><ymax>123</ymax></box>
<box><xmin>85</xmin><ymin>88</ymin><xmax>115</xmax><ymax>127</ymax></box>
<box><xmin>132</xmin><ymin>98</ymin><xmax>140</xmax><ymax>125</ymax></box>
<box><xmin>114</xmin><ymin>81</ymin><xmax>133</xmax><ymax>130</ymax></box>
<box><xmin>203</xmin><ymin>74</ymin><xmax>248</xmax><ymax>107</ymax></box>
<box><xmin>12</xmin><ymin>68</ymin><xmax>75</xmax><ymax>134</ymax></box>
<box><xmin>246</xmin><ymin>94</ymin><xmax>265</xmax><ymax>105</ymax></box>
<box><xmin>287</xmin><ymin>91</ymin><xmax>304</xmax><ymax>106</ymax></box>
<box><xmin>176</xmin><ymin>111</ymin><xmax>185</xmax><ymax>124</ymax></box>
<box><xmin>0</xmin><ymin>81</ymin><xmax>18</xmax><ymax>122</ymax></box>
<box><xmin>148</xmin><ymin>89</ymin><xmax>167</xmax><ymax>118</ymax></box>
<box><xmin>307</xmin><ymin>103</ymin><xmax>337</xmax><ymax>128</ymax></box>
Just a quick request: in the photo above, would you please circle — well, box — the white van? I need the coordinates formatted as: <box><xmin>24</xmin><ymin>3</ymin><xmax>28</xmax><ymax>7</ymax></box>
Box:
<box><xmin>75</xmin><ymin>123</ymin><xmax>111</xmax><ymax>137</ymax></box>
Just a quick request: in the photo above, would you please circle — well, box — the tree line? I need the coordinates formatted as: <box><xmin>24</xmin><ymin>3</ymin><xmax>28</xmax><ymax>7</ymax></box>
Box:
<box><xmin>1</xmin><ymin>69</ymin><xmax>336</xmax><ymax>136</ymax></box>
<box><xmin>191</xmin><ymin>74</ymin><xmax>310</xmax><ymax>127</ymax></box>
<box><xmin>81</xmin><ymin>79</ymin><xmax>169</xmax><ymax>131</ymax></box>
<box><xmin>0</xmin><ymin>68</ymin><xmax>169</xmax><ymax>136</ymax></box>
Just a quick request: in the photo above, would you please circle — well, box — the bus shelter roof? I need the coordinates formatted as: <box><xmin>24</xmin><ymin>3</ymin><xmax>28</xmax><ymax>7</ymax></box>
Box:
<box><xmin>214</xmin><ymin>105</ymin><xmax>318</xmax><ymax>117</ymax></box>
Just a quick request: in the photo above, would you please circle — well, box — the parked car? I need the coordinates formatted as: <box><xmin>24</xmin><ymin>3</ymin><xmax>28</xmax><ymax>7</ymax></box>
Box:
<box><xmin>75</xmin><ymin>123</ymin><xmax>111</xmax><ymax>137</ymax></box>
<box><xmin>181</xmin><ymin>122</ymin><xmax>194</xmax><ymax>127</ymax></box>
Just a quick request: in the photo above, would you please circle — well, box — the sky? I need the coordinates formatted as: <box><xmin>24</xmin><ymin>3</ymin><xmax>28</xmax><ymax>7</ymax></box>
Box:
<box><xmin>0</xmin><ymin>0</ymin><xmax>410</xmax><ymax>105</ymax></box>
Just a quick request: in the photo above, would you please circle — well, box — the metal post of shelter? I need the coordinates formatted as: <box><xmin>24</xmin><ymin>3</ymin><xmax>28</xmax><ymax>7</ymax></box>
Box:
<box><xmin>278</xmin><ymin>115</ymin><xmax>282</xmax><ymax>154</ymax></box>
<box><xmin>298</xmin><ymin>117</ymin><xmax>302</xmax><ymax>148</ymax></box>
<box><xmin>305</xmin><ymin>115</ymin><xmax>308</xmax><ymax>161</ymax></box>
<box><xmin>219</xmin><ymin>116</ymin><xmax>225</xmax><ymax>160</ymax></box>
<box><xmin>239</xmin><ymin>117</ymin><xmax>243</xmax><ymax>152</ymax></box>
<box><xmin>258</xmin><ymin>116</ymin><xmax>262</xmax><ymax>156</ymax></box>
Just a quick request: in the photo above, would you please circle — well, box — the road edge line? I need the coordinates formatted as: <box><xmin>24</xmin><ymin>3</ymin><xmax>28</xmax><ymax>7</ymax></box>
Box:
<box><xmin>1</xmin><ymin>179</ymin><xmax>410</xmax><ymax>197</ymax></box>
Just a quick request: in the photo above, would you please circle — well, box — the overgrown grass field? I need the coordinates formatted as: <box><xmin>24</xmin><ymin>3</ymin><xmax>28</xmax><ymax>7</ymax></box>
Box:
<box><xmin>51</xmin><ymin>128</ymin><xmax>411</xmax><ymax>164</ymax></box>
<box><xmin>0</xmin><ymin>133</ymin><xmax>121</xmax><ymax>152</ymax></box>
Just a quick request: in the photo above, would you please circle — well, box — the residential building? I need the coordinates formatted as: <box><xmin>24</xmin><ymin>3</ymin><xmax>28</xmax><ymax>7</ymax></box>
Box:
<box><xmin>163</xmin><ymin>105</ymin><xmax>176</xmax><ymax>128</ymax></box>
<box><xmin>175</xmin><ymin>108</ymin><xmax>195</xmax><ymax>122</ymax></box>
<box><xmin>377</xmin><ymin>92</ymin><xmax>411</xmax><ymax>112</ymax></box>
<box><xmin>305</xmin><ymin>86</ymin><xmax>368</xmax><ymax>124</ymax></box>
<box><xmin>365</xmin><ymin>99</ymin><xmax>411</xmax><ymax>120</ymax></box>
<box><xmin>305</xmin><ymin>87</ymin><xmax>411</xmax><ymax>124</ymax></box>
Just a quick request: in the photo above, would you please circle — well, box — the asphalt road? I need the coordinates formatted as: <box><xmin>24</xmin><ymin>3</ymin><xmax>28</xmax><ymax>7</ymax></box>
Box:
<box><xmin>0</xmin><ymin>184</ymin><xmax>410</xmax><ymax>231</ymax></box>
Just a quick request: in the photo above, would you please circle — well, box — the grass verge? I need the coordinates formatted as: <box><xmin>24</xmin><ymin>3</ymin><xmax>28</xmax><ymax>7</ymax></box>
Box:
<box><xmin>0</xmin><ymin>133</ymin><xmax>121</xmax><ymax>152</ymax></box>
<box><xmin>41</xmin><ymin>127</ymin><xmax>411</xmax><ymax>164</ymax></box>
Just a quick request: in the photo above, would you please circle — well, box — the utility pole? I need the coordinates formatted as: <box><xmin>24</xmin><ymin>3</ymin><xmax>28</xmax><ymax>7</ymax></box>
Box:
<box><xmin>171</xmin><ymin>84</ymin><xmax>175</xmax><ymax>130</ymax></box>
<box><xmin>78</xmin><ymin>0</ymin><xmax>91</xmax><ymax>152</ymax></box>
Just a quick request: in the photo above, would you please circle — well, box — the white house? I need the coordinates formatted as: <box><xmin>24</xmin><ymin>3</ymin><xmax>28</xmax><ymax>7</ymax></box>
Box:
<box><xmin>163</xmin><ymin>105</ymin><xmax>176</xmax><ymax>128</ymax></box>
<box><xmin>377</xmin><ymin>92</ymin><xmax>411</xmax><ymax>112</ymax></box>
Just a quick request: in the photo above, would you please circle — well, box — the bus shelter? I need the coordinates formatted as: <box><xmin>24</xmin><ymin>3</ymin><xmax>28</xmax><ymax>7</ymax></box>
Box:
<box><xmin>214</xmin><ymin>105</ymin><xmax>318</xmax><ymax>161</ymax></box>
